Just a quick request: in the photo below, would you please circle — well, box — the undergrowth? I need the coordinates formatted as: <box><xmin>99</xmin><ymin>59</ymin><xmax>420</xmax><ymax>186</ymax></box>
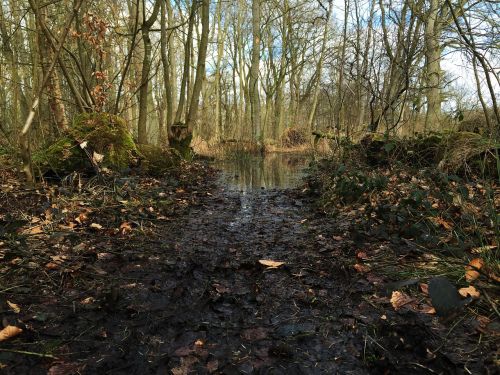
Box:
<box><xmin>308</xmin><ymin>131</ymin><xmax>499</xmax><ymax>294</ymax></box>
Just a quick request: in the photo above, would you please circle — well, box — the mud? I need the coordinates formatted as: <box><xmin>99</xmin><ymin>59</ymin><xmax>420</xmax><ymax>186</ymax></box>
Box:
<box><xmin>1</xmin><ymin>156</ymin><xmax>493</xmax><ymax>374</ymax></box>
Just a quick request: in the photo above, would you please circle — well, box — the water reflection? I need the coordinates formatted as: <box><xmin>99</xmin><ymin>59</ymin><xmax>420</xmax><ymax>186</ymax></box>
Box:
<box><xmin>217</xmin><ymin>153</ymin><xmax>309</xmax><ymax>190</ymax></box>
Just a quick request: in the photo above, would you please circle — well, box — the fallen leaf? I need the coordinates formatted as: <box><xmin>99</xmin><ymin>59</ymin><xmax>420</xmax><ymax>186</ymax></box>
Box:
<box><xmin>258</xmin><ymin>259</ymin><xmax>284</xmax><ymax>269</ymax></box>
<box><xmin>119</xmin><ymin>222</ymin><xmax>132</xmax><ymax>234</ymax></box>
<box><xmin>332</xmin><ymin>236</ymin><xmax>343</xmax><ymax>241</ymax></box>
<box><xmin>353</xmin><ymin>263</ymin><xmax>371</xmax><ymax>273</ymax></box>
<box><xmin>465</xmin><ymin>258</ymin><xmax>484</xmax><ymax>281</ymax></box>
<box><xmin>0</xmin><ymin>325</ymin><xmax>22</xmax><ymax>341</ymax></box>
<box><xmin>174</xmin><ymin>346</ymin><xmax>193</xmax><ymax>357</ymax></box>
<box><xmin>10</xmin><ymin>258</ymin><xmax>22</xmax><ymax>265</ymax></box>
<box><xmin>45</xmin><ymin>262</ymin><xmax>59</xmax><ymax>270</ymax></box>
<box><xmin>92</xmin><ymin>151</ymin><xmax>104</xmax><ymax>164</ymax></box>
<box><xmin>75</xmin><ymin>212</ymin><xmax>88</xmax><ymax>224</ymax></box>
<box><xmin>21</xmin><ymin>225</ymin><xmax>43</xmax><ymax>235</ymax></box>
<box><xmin>458</xmin><ymin>285</ymin><xmax>480</xmax><ymax>298</ymax></box>
<box><xmin>206</xmin><ymin>360</ymin><xmax>219</xmax><ymax>373</ymax></box>
<box><xmin>356</xmin><ymin>251</ymin><xmax>369</xmax><ymax>260</ymax></box>
<box><xmin>390</xmin><ymin>291</ymin><xmax>415</xmax><ymax>311</ymax></box>
<box><xmin>213</xmin><ymin>283</ymin><xmax>230</xmax><ymax>294</ymax></box>
<box><xmin>420</xmin><ymin>283</ymin><xmax>429</xmax><ymax>295</ymax></box>
<box><xmin>90</xmin><ymin>223</ymin><xmax>103</xmax><ymax>230</ymax></box>
<box><xmin>51</xmin><ymin>255</ymin><xmax>68</xmax><ymax>263</ymax></box>
<box><xmin>474</xmin><ymin>315</ymin><xmax>497</xmax><ymax>335</ymax></box>
<box><xmin>418</xmin><ymin>304</ymin><xmax>436</xmax><ymax>314</ymax></box>
<box><xmin>171</xmin><ymin>356</ymin><xmax>198</xmax><ymax>375</ymax></box>
<box><xmin>97</xmin><ymin>252</ymin><xmax>114</xmax><ymax>261</ymax></box>
<box><xmin>488</xmin><ymin>272</ymin><xmax>500</xmax><ymax>283</ymax></box>
<box><xmin>7</xmin><ymin>301</ymin><xmax>20</xmax><ymax>313</ymax></box>
<box><xmin>471</xmin><ymin>245</ymin><xmax>497</xmax><ymax>254</ymax></box>
<box><xmin>365</xmin><ymin>273</ymin><xmax>384</xmax><ymax>284</ymax></box>
<box><xmin>48</xmin><ymin>362</ymin><xmax>82</xmax><ymax>375</ymax></box>
<box><xmin>242</xmin><ymin>327</ymin><xmax>268</xmax><ymax>341</ymax></box>
<box><xmin>80</xmin><ymin>297</ymin><xmax>95</xmax><ymax>305</ymax></box>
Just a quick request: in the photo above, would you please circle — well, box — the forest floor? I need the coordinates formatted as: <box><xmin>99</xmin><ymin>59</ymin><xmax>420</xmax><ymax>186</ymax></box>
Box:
<box><xmin>0</xmin><ymin>156</ymin><xmax>498</xmax><ymax>374</ymax></box>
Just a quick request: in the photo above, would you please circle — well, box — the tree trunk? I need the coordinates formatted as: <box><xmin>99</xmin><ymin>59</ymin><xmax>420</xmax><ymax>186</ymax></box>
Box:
<box><xmin>249</xmin><ymin>0</ymin><xmax>262</xmax><ymax>142</ymax></box>
<box><xmin>185</xmin><ymin>0</ymin><xmax>210</xmax><ymax>131</ymax></box>
<box><xmin>34</xmin><ymin>0</ymin><xmax>68</xmax><ymax>131</ymax></box>
<box><xmin>160</xmin><ymin>0</ymin><xmax>173</xmax><ymax>144</ymax></box>
<box><xmin>307</xmin><ymin>0</ymin><xmax>332</xmax><ymax>132</ymax></box>
<box><xmin>137</xmin><ymin>0</ymin><xmax>161</xmax><ymax>144</ymax></box>
<box><xmin>424</xmin><ymin>0</ymin><xmax>442</xmax><ymax>130</ymax></box>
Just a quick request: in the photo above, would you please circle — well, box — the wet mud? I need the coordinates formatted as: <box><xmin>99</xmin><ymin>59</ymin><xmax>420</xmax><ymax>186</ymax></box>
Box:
<box><xmin>1</xmin><ymin>156</ymin><xmax>492</xmax><ymax>374</ymax></box>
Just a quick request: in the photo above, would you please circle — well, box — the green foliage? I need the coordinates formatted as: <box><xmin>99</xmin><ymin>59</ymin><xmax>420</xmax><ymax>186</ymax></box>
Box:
<box><xmin>321</xmin><ymin>162</ymin><xmax>388</xmax><ymax>204</ymax></box>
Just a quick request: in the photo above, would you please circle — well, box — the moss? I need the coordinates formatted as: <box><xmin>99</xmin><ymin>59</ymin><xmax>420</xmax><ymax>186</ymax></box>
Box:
<box><xmin>34</xmin><ymin>113</ymin><xmax>138</xmax><ymax>176</ymax></box>
<box><xmin>137</xmin><ymin>144</ymin><xmax>177</xmax><ymax>176</ymax></box>
<box><xmin>71</xmin><ymin>113</ymin><xmax>138</xmax><ymax>169</ymax></box>
<box><xmin>32</xmin><ymin>136</ymin><xmax>87</xmax><ymax>175</ymax></box>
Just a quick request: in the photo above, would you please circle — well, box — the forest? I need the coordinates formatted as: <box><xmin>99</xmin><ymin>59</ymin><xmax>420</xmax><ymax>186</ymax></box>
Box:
<box><xmin>0</xmin><ymin>0</ymin><xmax>499</xmax><ymax>373</ymax></box>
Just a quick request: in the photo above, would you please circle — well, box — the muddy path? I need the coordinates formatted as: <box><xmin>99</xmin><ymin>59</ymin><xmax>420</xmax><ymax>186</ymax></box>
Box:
<box><xmin>81</xmin><ymin>164</ymin><xmax>367</xmax><ymax>373</ymax></box>
<box><xmin>2</xmin><ymin>155</ymin><xmax>490</xmax><ymax>374</ymax></box>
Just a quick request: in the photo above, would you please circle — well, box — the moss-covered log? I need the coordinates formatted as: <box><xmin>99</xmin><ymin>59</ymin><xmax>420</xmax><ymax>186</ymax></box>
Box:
<box><xmin>33</xmin><ymin>113</ymin><xmax>138</xmax><ymax>176</ymax></box>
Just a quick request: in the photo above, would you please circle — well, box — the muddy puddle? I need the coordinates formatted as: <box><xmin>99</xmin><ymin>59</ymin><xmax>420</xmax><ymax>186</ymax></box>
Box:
<box><xmin>215</xmin><ymin>153</ymin><xmax>310</xmax><ymax>191</ymax></box>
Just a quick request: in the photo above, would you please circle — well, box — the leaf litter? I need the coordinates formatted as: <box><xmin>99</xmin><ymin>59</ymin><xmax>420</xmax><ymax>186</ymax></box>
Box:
<box><xmin>0</xmin><ymin>159</ymin><xmax>497</xmax><ymax>374</ymax></box>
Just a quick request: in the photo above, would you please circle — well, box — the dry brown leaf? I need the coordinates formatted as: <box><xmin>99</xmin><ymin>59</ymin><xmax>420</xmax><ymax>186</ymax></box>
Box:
<box><xmin>45</xmin><ymin>262</ymin><xmax>59</xmax><ymax>270</ymax></box>
<box><xmin>47</xmin><ymin>362</ymin><xmax>82</xmax><ymax>375</ymax></box>
<box><xmin>7</xmin><ymin>300</ymin><xmax>20</xmax><ymax>313</ymax></box>
<box><xmin>206</xmin><ymin>360</ymin><xmax>219</xmax><ymax>373</ymax></box>
<box><xmin>418</xmin><ymin>304</ymin><xmax>436</xmax><ymax>314</ymax></box>
<box><xmin>80</xmin><ymin>297</ymin><xmax>95</xmax><ymax>305</ymax></box>
<box><xmin>51</xmin><ymin>255</ymin><xmax>67</xmax><ymax>263</ymax></box>
<box><xmin>353</xmin><ymin>263</ymin><xmax>371</xmax><ymax>273</ymax></box>
<box><xmin>22</xmin><ymin>225</ymin><xmax>43</xmax><ymax>235</ymax></box>
<box><xmin>75</xmin><ymin>212</ymin><xmax>88</xmax><ymax>224</ymax></box>
<box><xmin>458</xmin><ymin>285</ymin><xmax>480</xmax><ymax>298</ymax></box>
<box><xmin>365</xmin><ymin>273</ymin><xmax>384</xmax><ymax>285</ymax></box>
<box><xmin>174</xmin><ymin>346</ymin><xmax>193</xmax><ymax>357</ymax></box>
<box><xmin>488</xmin><ymin>272</ymin><xmax>500</xmax><ymax>283</ymax></box>
<box><xmin>213</xmin><ymin>283</ymin><xmax>230</xmax><ymax>294</ymax></box>
<box><xmin>10</xmin><ymin>257</ymin><xmax>22</xmax><ymax>265</ymax></box>
<box><xmin>0</xmin><ymin>325</ymin><xmax>22</xmax><ymax>341</ymax></box>
<box><xmin>356</xmin><ymin>251</ymin><xmax>369</xmax><ymax>260</ymax></box>
<box><xmin>119</xmin><ymin>222</ymin><xmax>132</xmax><ymax>234</ymax></box>
<box><xmin>258</xmin><ymin>259</ymin><xmax>284</xmax><ymax>268</ymax></box>
<box><xmin>241</xmin><ymin>327</ymin><xmax>268</xmax><ymax>341</ymax></box>
<box><xmin>428</xmin><ymin>216</ymin><xmax>453</xmax><ymax>230</ymax></box>
<box><xmin>390</xmin><ymin>291</ymin><xmax>415</xmax><ymax>311</ymax></box>
<box><xmin>475</xmin><ymin>315</ymin><xmax>494</xmax><ymax>335</ymax></box>
<box><xmin>465</xmin><ymin>258</ymin><xmax>484</xmax><ymax>281</ymax></box>
<box><xmin>420</xmin><ymin>283</ymin><xmax>429</xmax><ymax>295</ymax></box>
<box><xmin>471</xmin><ymin>245</ymin><xmax>497</xmax><ymax>254</ymax></box>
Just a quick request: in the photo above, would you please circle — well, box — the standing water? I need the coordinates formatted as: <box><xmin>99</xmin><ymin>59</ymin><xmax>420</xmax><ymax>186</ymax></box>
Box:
<box><xmin>215</xmin><ymin>153</ymin><xmax>310</xmax><ymax>191</ymax></box>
